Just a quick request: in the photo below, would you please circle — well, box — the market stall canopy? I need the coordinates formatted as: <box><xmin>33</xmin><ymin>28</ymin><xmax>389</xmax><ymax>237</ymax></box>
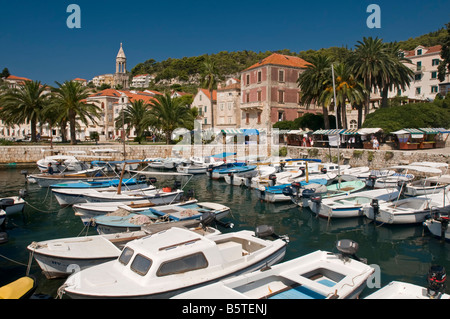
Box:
<box><xmin>358</xmin><ymin>128</ymin><xmax>382</xmax><ymax>135</ymax></box>
<box><xmin>341</xmin><ymin>129</ymin><xmax>359</xmax><ymax>135</ymax></box>
<box><xmin>221</xmin><ymin>129</ymin><xmax>260</xmax><ymax>136</ymax></box>
<box><xmin>419</xmin><ymin>128</ymin><xmax>440</xmax><ymax>134</ymax></box>
<box><xmin>403</xmin><ymin>128</ymin><xmax>424</xmax><ymax>138</ymax></box>
<box><xmin>313</xmin><ymin>129</ymin><xmax>345</xmax><ymax>135</ymax></box>
<box><xmin>434</xmin><ymin>128</ymin><xmax>450</xmax><ymax>134</ymax></box>
<box><xmin>243</xmin><ymin>129</ymin><xmax>259</xmax><ymax>136</ymax></box>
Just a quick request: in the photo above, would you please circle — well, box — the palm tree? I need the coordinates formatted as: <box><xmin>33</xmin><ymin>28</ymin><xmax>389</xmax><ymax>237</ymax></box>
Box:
<box><xmin>52</xmin><ymin>81</ymin><xmax>101</xmax><ymax>145</ymax></box>
<box><xmin>0</xmin><ymin>80</ymin><xmax>49</xmax><ymax>142</ymax></box>
<box><xmin>149</xmin><ymin>93</ymin><xmax>193</xmax><ymax>144</ymax></box>
<box><xmin>201</xmin><ymin>57</ymin><xmax>220</xmax><ymax>130</ymax></box>
<box><xmin>379</xmin><ymin>42</ymin><xmax>414</xmax><ymax>108</ymax></box>
<box><xmin>350</xmin><ymin>37</ymin><xmax>391</xmax><ymax>119</ymax></box>
<box><xmin>297</xmin><ymin>53</ymin><xmax>332</xmax><ymax>129</ymax></box>
<box><xmin>115</xmin><ymin>99</ymin><xmax>154</xmax><ymax>144</ymax></box>
<box><xmin>320</xmin><ymin>63</ymin><xmax>366</xmax><ymax>129</ymax></box>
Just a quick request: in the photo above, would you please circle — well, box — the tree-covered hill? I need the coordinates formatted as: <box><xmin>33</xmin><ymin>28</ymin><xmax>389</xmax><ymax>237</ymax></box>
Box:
<box><xmin>130</xmin><ymin>27</ymin><xmax>447</xmax><ymax>91</ymax></box>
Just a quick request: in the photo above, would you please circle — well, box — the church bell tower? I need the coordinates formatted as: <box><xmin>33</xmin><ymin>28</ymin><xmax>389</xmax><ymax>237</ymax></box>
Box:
<box><xmin>114</xmin><ymin>43</ymin><xmax>129</xmax><ymax>89</ymax></box>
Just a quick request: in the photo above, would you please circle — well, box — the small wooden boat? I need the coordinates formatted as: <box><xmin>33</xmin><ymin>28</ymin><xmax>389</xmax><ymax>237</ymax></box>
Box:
<box><xmin>60</xmin><ymin>226</ymin><xmax>289</xmax><ymax>299</ymax></box>
<box><xmin>93</xmin><ymin>202</ymin><xmax>231</xmax><ymax>234</ymax></box>
<box><xmin>27</xmin><ymin>167</ymin><xmax>107</xmax><ymax>187</ymax></box>
<box><xmin>0</xmin><ymin>196</ymin><xmax>26</xmax><ymax>215</ymax></box>
<box><xmin>27</xmin><ymin>218</ymin><xmax>220</xmax><ymax>279</ymax></box>
<box><xmin>309</xmin><ymin>188</ymin><xmax>400</xmax><ymax>219</ymax></box>
<box><xmin>256</xmin><ymin>179</ymin><xmax>328</xmax><ymax>203</ymax></box>
<box><xmin>364</xmin><ymin>192</ymin><xmax>450</xmax><ymax>225</ymax></box>
<box><xmin>423</xmin><ymin>212</ymin><xmax>450</xmax><ymax>241</ymax></box>
<box><xmin>173</xmin><ymin>239</ymin><xmax>374</xmax><ymax>299</ymax></box>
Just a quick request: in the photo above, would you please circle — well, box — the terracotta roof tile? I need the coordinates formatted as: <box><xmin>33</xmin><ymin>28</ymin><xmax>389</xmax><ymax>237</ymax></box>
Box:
<box><xmin>6</xmin><ymin>75</ymin><xmax>32</xmax><ymax>81</ymax></box>
<box><xmin>200</xmin><ymin>88</ymin><xmax>217</xmax><ymax>101</ymax></box>
<box><xmin>244</xmin><ymin>53</ymin><xmax>310</xmax><ymax>71</ymax></box>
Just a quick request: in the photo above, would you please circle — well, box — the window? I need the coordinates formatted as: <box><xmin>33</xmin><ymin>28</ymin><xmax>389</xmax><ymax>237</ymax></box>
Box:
<box><xmin>119</xmin><ymin>247</ymin><xmax>134</xmax><ymax>265</ymax></box>
<box><xmin>199</xmin><ymin>95</ymin><xmax>202</xmax><ymax>101</ymax></box>
<box><xmin>257</xmin><ymin>112</ymin><xmax>262</xmax><ymax>124</ymax></box>
<box><xmin>246</xmin><ymin>113</ymin><xmax>250</xmax><ymax>124</ymax></box>
<box><xmin>431</xmin><ymin>71</ymin><xmax>437</xmax><ymax>79</ymax></box>
<box><xmin>157</xmin><ymin>253</ymin><xmax>208</xmax><ymax>277</ymax></box>
<box><xmin>416</xmin><ymin>87</ymin><xmax>421</xmax><ymax>95</ymax></box>
<box><xmin>246</xmin><ymin>74</ymin><xmax>250</xmax><ymax>86</ymax></box>
<box><xmin>432</xmin><ymin>59</ymin><xmax>440</xmax><ymax>66</ymax></box>
<box><xmin>431</xmin><ymin>86</ymin><xmax>438</xmax><ymax>93</ymax></box>
<box><xmin>257</xmin><ymin>91</ymin><xmax>262</xmax><ymax>102</ymax></box>
<box><xmin>417</xmin><ymin>49</ymin><xmax>422</xmax><ymax>55</ymax></box>
<box><xmin>278</xmin><ymin>91</ymin><xmax>284</xmax><ymax>103</ymax></box>
<box><xmin>246</xmin><ymin>93</ymin><xmax>250</xmax><ymax>103</ymax></box>
<box><xmin>416</xmin><ymin>61</ymin><xmax>422</xmax><ymax>71</ymax></box>
<box><xmin>198</xmin><ymin>108</ymin><xmax>202</xmax><ymax>115</ymax></box>
<box><xmin>415</xmin><ymin>74</ymin><xmax>422</xmax><ymax>81</ymax></box>
<box><xmin>278</xmin><ymin>111</ymin><xmax>284</xmax><ymax>122</ymax></box>
<box><xmin>228</xmin><ymin>102</ymin><xmax>232</xmax><ymax>110</ymax></box>
<box><xmin>220</xmin><ymin>103</ymin><xmax>224</xmax><ymax>111</ymax></box>
<box><xmin>278</xmin><ymin>70</ymin><xmax>284</xmax><ymax>82</ymax></box>
<box><xmin>350</xmin><ymin>120</ymin><xmax>358</xmax><ymax>129</ymax></box>
<box><xmin>204</xmin><ymin>106</ymin><xmax>207</xmax><ymax>113</ymax></box>
<box><xmin>257</xmin><ymin>71</ymin><xmax>262</xmax><ymax>83</ymax></box>
<box><xmin>131</xmin><ymin>254</ymin><xmax>152</xmax><ymax>276</ymax></box>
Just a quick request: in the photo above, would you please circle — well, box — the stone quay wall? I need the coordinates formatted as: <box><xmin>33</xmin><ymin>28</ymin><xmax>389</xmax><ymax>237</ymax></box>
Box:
<box><xmin>0</xmin><ymin>143</ymin><xmax>449</xmax><ymax>169</ymax></box>
<box><xmin>287</xmin><ymin>146</ymin><xmax>450</xmax><ymax>169</ymax></box>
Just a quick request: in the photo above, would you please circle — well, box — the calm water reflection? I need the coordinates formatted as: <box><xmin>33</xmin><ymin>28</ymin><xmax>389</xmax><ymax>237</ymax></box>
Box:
<box><xmin>0</xmin><ymin>168</ymin><xmax>449</xmax><ymax>298</ymax></box>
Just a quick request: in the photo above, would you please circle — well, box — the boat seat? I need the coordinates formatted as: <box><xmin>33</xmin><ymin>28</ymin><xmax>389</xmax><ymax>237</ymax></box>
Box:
<box><xmin>217</xmin><ymin>241</ymin><xmax>243</xmax><ymax>263</ymax></box>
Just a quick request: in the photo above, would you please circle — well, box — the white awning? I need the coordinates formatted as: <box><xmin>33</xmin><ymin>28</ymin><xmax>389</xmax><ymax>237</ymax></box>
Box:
<box><xmin>358</xmin><ymin>128</ymin><xmax>382</xmax><ymax>135</ymax></box>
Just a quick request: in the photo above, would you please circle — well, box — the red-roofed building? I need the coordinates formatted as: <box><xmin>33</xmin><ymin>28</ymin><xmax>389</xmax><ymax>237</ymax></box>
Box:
<box><xmin>239</xmin><ymin>53</ymin><xmax>316</xmax><ymax>131</ymax></box>
<box><xmin>4</xmin><ymin>75</ymin><xmax>32</xmax><ymax>89</ymax></box>
<box><xmin>73</xmin><ymin>78</ymin><xmax>87</xmax><ymax>86</ymax></box>
<box><xmin>192</xmin><ymin>88</ymin><xmax>217</xmax><ymax>129</ymax></box>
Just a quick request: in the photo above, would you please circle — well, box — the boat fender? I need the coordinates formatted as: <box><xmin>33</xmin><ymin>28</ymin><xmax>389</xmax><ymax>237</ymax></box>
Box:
<box><xmin>427</xmin><ymin>265</ymin><xmax>446</xmax><ymax>298</ymax></box>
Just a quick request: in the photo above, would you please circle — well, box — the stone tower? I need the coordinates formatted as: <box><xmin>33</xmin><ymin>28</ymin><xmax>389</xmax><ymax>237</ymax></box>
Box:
<box><xmin>114</xmin><ymin>43</ymin><xmax>129</xmax><ymax>89</ymax></box>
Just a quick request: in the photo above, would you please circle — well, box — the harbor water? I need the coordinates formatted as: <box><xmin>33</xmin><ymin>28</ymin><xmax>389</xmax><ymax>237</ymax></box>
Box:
<box><xmin>0</xmin><ymin>167</ymin><xmax>449</xmax><ymax>298</ymax></box>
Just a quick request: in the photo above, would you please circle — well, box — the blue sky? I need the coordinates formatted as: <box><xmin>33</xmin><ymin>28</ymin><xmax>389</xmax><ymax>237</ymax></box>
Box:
<box><xmin>0</xmin><ymin>0</ymin><xmax>448</xmax><ymax>85</ymax></box>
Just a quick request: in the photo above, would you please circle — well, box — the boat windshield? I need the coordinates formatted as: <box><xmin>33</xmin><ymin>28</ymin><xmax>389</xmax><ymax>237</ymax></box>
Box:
<box><xmin>131</xmin><ymin>254</ymin><xmax>153</xmax><ymax>276</ymax></box>
<box><xmin>119</xmin><ymin>247</ymin><xmax>134</xmax><ymax>265</ymax></box>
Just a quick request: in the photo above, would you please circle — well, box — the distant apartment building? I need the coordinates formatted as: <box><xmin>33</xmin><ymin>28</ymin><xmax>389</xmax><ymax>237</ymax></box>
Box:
<box><xmin>191</xmin><ymin>88</ymin><xmax>217</xmax><ymax>129</ymax></box>
<box><xmin>401</xmin><ymin>45</ymin><xmax>448</xmax><ymax>101</ymax></box>
<box><xmin>92</xmin><ymin>74</ymin><xmax>115</xmax><ymax>87</ymax></box>
<box><xmin>131</xmin><ymin>74</ymin><xmax>154</xmax><ymax>88</ymax></box>
<box><xmin>3</xmin><ymin>75</ymin><xmax>32</xmax><ymax>89</ymax></box>
<box><xmin>239</xmin><ymin>53</ymin><xmax>315</xmax><ymax>132</ymax></box>
<box><xmin>73</xmin><ymin>78</ymin><xmax>87</xmax><ymax>86</ymax></box>
<box><xmin>216</xmin><ymin>78</ymin><xmax>241</xmax><ymax>129</ymax></box>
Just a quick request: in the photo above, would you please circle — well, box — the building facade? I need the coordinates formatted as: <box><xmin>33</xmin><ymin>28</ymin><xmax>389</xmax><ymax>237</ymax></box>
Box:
<box><xmin>131</xmin><ymin>74</ymin><xmax>154</xmax><ymax>88</ymax></box>
<box><xmin>239</xmin><ymin>53</ymin><xmax>316</xmax><ymax>132</ymax></box>
<box><xmin>216</xmin><ymin>78</ymin><xmax>241</xmax><ymax>130</ymax></box>
<box><xmin>191</xmin><ymin>88</ymin><xmax>217</xmax><ymax>129</ymax></box>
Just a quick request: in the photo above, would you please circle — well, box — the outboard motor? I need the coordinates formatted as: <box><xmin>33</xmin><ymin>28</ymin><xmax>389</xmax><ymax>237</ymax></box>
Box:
<box><xmin>370</xmin><ymin>199</ymin><xmax>379</xmax><ymax>221</ymax></box>
<box><xmin>280</xmin><ymin>162</ymin><xmax>286</xmax><ymax>172</ymax></box>
<box><xmin>200</xmin><ymin>212</ymin><xmax>216</xmax><ymax>228</ymax></box>
<box><xmin>0</xmin><ymin>198</ymin><xmax>14</xmax><ymax>210</ymax></box>
<box><xmin>228</xmin><ymin>173</ymin><xmax>234</xmax><ymax>184</ymax></box>
<box><xmin>21</xmin><ymin>170</ymin><xmax>29</xmax><ymax>183</ymax></box>
<box><xmin>320</xmin><ymin>167</ymin><xmax>328</xmax><ymax>174</ymax></box>
<box><xmin>310</xmin><ymin>195</ymin><xmax>322</xmax><ymax>206</ymax></box>
<box><xmin>173</xmin><ymin>180</ymin><xmax>182</xmax><ymax>190</ymax></box>
<box><xmin>367</xmin><ymin>175</ymin><xmax>377</xmax><ymax>189</ymax></box>
<box><xmin>282</xmin><ymin>186</ymin><xmax>293</xmax><ymax>197</ymax></box>
<box><xmin>299</xmin><ymin>167</ymin><xmax>306</xmax><ymax>177</ymax></box>
<box><xmin>301</xmin><ymin>188</ymin><xmax>315</xmax><ymax>199</ymax></box>
<box><xmin>427</xmin><ymin>265</ymin><xmax>446</xmax><ymax>298</ymax></box>
<box><xmin>336</xmin><ymin>239</ymin><xmax>366</xmax><ymax>263</ymax></box>
<box><xmin>268</xmin><ymin>174</ymin><xmax>277</xmax><ymax>186</ymax></box>
<box><xmin>149</xmin><ymin>177</ymin><xmax>158</xmax><ymax>184</ymax></box>
<box><xmin>255</xmin><ymin>225</ymin><xmax>289</xmax><ymax>242</ymax></box>
<box><xmin>207</xmin><ymin>165</ymin><xmax>214</xmax><ymax>178</ymax></box>
<box><xmin>19</xmin><ymin>189</ymin><xmax>27</xmax><ymax>199</ymax></box>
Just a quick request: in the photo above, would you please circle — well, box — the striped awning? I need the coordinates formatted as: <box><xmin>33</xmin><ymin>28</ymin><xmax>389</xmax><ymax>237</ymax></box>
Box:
<box><xmin>404</xmin><ymin>128</ymin><xmax>423</xmax><ymax>135</ymax></box>
<box><xmin>221</xmin><ymin>129</ymin><xmax>243</xmax><ymax>134</ymax></box>
<box><xmin>420</xmin><ymin>128</ymin><xmax>444</xmax><ymax>134</ymax></box>
<box><xmin>313</xmin><ymin>129</ymin><xmax>345</xmax><ymax>135</ymax></box>
<box><xmin>341</xmin><ymin>129</ymin><xmax>359</xmax><ymax>135</ymax></box>
<box><xmin>434</xmin><ymin>128</ymin><xmax>450</xmax><ymax>134</ymax></box>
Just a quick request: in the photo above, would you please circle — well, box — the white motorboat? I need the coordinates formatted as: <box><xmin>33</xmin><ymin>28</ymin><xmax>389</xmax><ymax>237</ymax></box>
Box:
<box><xmin>173</xmin><ymin>239</ymin><xmax>374</xmax><ymax>300</ymax></box>
<box><xmin>93</xmin><ymin>202</ymin><xmax>231</xmax><ymax>234</ymax></box>
<box><xmin>0</xmin><ymin>196</ymin><xmax>26</xmax><ymax>215</ymax></box>
<box><xmin>51</xmin><ymin>182</ymin><xmax>152</xmax><ymax>206</ymax></box>
<box><xmin>60</xmin><ymin>226</ymin><xmax>288</xmax><ymax>299</ymax></box>
<box><xmin>365</xmin><ymin>266</ymin><xmax>449</xmax><ymax>299</ymax></box>
<box><xmin>423</xmin><ymin>212</ymin><xmax>450</xmax><ymax>241</ymax></box>
<box><xmin>36</xmin><ymin>155</ymin><xmax>86</xmax><ymax>173</ymax></box>
<box><xmin>369</xmin><ymin>165</ymin><xmax>442</xmax><ymax>190</ymax></box>
<box><xmin>363</xmin><ymin>192</ymin><xmax>450</xmax><ymax>225</ymax></box>
<box><xmin>176</xmin><ymin>163</ymin><xmax>208</xmax><ymax>174</ymax></box>
<box><xmin>309</xmin><ymin>188</ymin><xmax>400</xmax><ymax>219</ymax></box>
<box><xmin>226</xmin><ymin>165</ymin><xmax>277</xmax><ymax>187</ymax></box>
<box><xmin>256</xmin><ymin>179</ymin><xmax>328</xmax><ymax>203</ymax></box>
<box><xmin>73</xmin><ymin>199</ymin><xmax>198</xmax><ymax>225</ymax></box>
<box><xmin>80</xmin><ymin>187</ymin><xmax>184</xmax><ymax>205</ymax></box>
<box><xmin>27</xmin><ymin>167</ymin><xmax>107</xmax><ymax>188</ymax></box>
<box><xmin>28</xmin><ymin>219</ymin><xmax>221</xmax><ymax>279</ymax></box>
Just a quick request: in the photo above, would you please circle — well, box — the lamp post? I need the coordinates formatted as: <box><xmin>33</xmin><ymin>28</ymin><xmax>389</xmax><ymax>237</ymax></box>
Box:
<box><xmin>331</xmin><ymin>64</ymin><xmax>341</xmax><ymax>188</ymax></box>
